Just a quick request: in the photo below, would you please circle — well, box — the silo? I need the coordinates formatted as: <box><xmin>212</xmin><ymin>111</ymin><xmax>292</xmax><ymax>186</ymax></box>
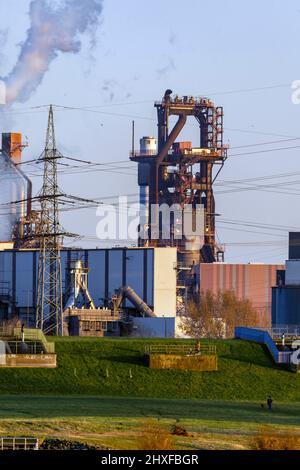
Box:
<box><xmin>140</xmin><ymin>136</ymin><xmax>156</xmax><ymax>155</ymax></box>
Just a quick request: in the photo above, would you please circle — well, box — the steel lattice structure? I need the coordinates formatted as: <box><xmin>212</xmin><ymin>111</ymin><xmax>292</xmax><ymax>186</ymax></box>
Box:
<box><xmin>130</xmin><ymin>90</ymin><xmax>228</xmax><ymax>264</ymax></box>
<box><xmin>36</xmin><ymin>105</ymin><xmax>63</xmax><ymax>336</ymax></box>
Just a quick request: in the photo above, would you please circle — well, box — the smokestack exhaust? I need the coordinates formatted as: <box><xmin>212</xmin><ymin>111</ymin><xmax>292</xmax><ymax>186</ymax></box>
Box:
<box><xmin>1</xmin><ymin>0</ymin><xmax>103</xmax><ymax>105</ymax></box>
<box><xmin>2</xmin><ymin>132</ymin><xmax>23</xmax><ymax>165</ymax></box>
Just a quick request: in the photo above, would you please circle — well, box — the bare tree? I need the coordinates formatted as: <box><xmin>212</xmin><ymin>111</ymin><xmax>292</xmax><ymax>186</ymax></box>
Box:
<box><xmin>182</xmin><ymin>289</ymin><xmax>259</xmax><ymax>338</ymax></box>
<box><xmin>0</xmin><ymin>317</ymin><xmax>22</xmax><ymax>337</ymax></box>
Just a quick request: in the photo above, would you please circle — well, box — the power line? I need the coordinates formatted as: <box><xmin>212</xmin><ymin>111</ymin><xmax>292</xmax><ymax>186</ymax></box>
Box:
<box><xmin>230</xmin><ymin>137</ymin><xmax>300</xmax><ymax>149</ymax></box>
<box><xmin>218</xmin><ymin>170</ymin><xmax>300</xmax><ymax>184</ymax></box>
<box><xmin>216</xmin><ymin>224</ymin><xmax>288</xmax><ymax>238</ymax></box>
<box><xmin>0</xmin><ymin>82</ymin><xmax>290</xmax><ymax>113</ymax></box>
<box><xmin>215</xmin><ymin>178</ymin><xmax>300</xmax><ymax>196</ymax></box>
<box><xmin>15</xmin><ymin>140</ymin><xmax>300</xmax><ymax>180</ymax></box>
<box><xmin>230</xmin><ymin>144</ymin><xmax>300</xmax><ymax>158</ymax></box>
<box><xmin>201</xmin><ymin>83</ymin><xmax>291</xmax><ymax>96</ymax></box>
<box><xmin>218</xmin><ymin>217</ymin><xmax>300</xmax><ymax>232</ymax></box>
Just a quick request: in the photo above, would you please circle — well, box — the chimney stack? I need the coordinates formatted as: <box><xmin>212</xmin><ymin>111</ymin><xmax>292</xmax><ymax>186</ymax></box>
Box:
<box><xmin>2</xmin><ymin>132</ymin><xmax>23</xmax><ymax>164</ymax></box>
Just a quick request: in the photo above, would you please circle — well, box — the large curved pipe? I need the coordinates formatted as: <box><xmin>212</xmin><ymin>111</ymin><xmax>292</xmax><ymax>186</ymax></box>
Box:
<box><xmin>156</xmin><ymin>113</ymin><xmax>187</xmax><ymax>165</ymax></box>
<box><xmin>149</xmin><ymin>113</ymin><xmax>187</xmax><ymax>243</ymax></box>
<box><xmin>116</xmin><ymin>286</ymin><xmax>156</xmax><ymax>318</ymax></box>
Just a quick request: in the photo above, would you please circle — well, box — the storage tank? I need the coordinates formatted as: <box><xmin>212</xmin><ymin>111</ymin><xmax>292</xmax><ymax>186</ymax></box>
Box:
<box><xmin>140</xmin><ymin>136</ymin><xmax>156</xmax><ymax>155</ymax></box>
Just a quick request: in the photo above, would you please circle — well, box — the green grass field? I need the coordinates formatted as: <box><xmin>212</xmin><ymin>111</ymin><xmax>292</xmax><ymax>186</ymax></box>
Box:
<box><xmin>0</xmin><ymin>337</ymin><xmax>299</xmax><ymax>401</ymax></box>
<box><xmin>0</xmin><ymin>396</ymin><xmax>300</xmax><ymax>450</ymax></box>
<box><xmin>1</xmin><ymin>338</ymin><xmax>300</xmax><ymax>449</ymax></box>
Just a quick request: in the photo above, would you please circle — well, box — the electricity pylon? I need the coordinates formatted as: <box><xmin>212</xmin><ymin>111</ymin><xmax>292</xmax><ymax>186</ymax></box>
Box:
<box><xmin>36</xmin><ymin>105</ymin><xmax>63</xmax><ymax>336</ymax></box>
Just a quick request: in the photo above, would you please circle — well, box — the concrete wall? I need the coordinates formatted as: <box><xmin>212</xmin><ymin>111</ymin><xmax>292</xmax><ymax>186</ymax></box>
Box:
<box><xmin>0</xmin><ymin>354</ymin><xmax>56</xmax><ymax>368</ymax></box>
<box><xmin>148</xmin><ymin>354</ymin><xmax>217</xmax><ymax>371</ymax></box>
<box><xmin>200</xmin><ymin>263</ymin><xmax>284</xmax><ymax>326</ymax></box>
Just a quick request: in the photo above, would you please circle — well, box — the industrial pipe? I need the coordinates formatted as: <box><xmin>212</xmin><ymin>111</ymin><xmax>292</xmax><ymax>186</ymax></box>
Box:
<box><xmin>156</xmin><ymin>113</ymin><xmax>187</xmax><ymax>165</ymax></box>
<box><xmin>117</xmin><ymin>286</ymin><xmax>156</xmax><ymax>318</ymax></box>
<box><xmin>149</xmin><ymin>113</ymin><xmax>188</xmax><ymax>243</ymax></box>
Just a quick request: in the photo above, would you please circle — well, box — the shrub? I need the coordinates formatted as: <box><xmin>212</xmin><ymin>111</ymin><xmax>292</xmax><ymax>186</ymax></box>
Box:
<box><xmin>170</xmin><ymin>424</ymin><xmax>188</xmax><ymax>436</ymax></box>
<box><xmin>138</xmin><ymin>421</ymin><xmax>174</xmax><ymax>450</ymax></box>
<box><xmin>252</xmin><ymin>429</ymin><xmax>300</xmax><ymax>450</ymax></box>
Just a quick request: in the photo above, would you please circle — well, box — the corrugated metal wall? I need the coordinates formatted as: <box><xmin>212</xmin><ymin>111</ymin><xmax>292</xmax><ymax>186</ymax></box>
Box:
<box><xmin>0</xmin><ymin>248</ymin><xmax>154</xmax><ymax>314</ymax></box>
<box><xmin>200</xmin><ymin>263</ymin><xmax>285</xmax><ymax>326</ymax></box>
<box><xmin>272</xmin><ymin>286</ymin><xmax>300</xmax><ymax>325</ymax></box>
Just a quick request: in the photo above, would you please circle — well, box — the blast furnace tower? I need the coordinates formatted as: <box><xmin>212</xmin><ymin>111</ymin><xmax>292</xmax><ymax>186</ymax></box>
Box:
<box><xmin>130</xmin><ymin>90</ymin><xmax>228</xmax><ymax>269</ymax></box>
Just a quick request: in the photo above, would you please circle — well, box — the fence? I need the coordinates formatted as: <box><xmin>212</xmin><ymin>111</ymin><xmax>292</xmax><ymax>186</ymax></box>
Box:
<box><xmin>6</xmin><ymin>340</ymin><xmax>45</xmax><ymax>354</ymax></box>
<box><xmin>0</xmin><ymin>437</ymin><xmax>39</xmax><ymax>451</ymax></box>
<box><xmin>13</xmin><ymin>328</ymin><xmax>55</xmax><ymax>354</ymax></box>
<box><xmin>260</xmin><ymin>326</ymin><xmax>300</xmax><ymax>338</ymax></box>
<box><xmin>145</xmin><ymin>343</ymin><xmax>216</xmax><ymax>356</ymax></box>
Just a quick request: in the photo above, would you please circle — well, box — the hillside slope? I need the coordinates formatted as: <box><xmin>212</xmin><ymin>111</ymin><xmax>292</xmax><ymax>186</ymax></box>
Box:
<box><xmin>0</xmin><ymin>338</ymin><xmax>299</xmax><ymax>401</ymax></box>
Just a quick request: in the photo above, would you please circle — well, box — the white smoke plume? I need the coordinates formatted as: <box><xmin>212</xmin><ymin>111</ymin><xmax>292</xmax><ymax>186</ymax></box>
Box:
<box><xmin>1</xmin><ymin>0</ymin><xmax>103</xmax><ymax>104</ymax></box>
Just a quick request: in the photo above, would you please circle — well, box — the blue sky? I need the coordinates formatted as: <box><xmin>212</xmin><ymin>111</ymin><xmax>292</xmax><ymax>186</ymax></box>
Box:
<box><xmin>0</xmin><ymin>0</ymin><xmax>300</xmax><ymax>263</ymax></box>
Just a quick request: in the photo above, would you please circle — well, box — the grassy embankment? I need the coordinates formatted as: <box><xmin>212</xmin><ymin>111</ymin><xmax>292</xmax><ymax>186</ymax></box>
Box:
<box><xmin>0</xmin><ymin>337</ymin><xmax>298</xmax><ymax>400</ymax></box>
<box><xmin>0</xmin><ymin>338</ymin><xmax>299</xmax><ymax>449</ymax></box>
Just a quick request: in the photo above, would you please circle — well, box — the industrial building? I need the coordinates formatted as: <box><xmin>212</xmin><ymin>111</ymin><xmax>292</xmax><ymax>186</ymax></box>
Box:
<box><xmin>272</xmin><ymin>233</ymin><xmax>300</xmax><ymax>328</ymax></box>
<box><xmin>0</xmin><ymin>91</ymin><xmax>288</xmax><ymax>338</ymax></box>
<box><xmin>200</xmin><ymin>263</ymin><xmax>284</xmax><ymax>326</ymax></box>
<box><xmin>0</xmin><ymin>245</ymin><xmax>282</xmax><ymax>335</ymax></box>
<box><xmin>0</xmin><ymin>245</ymin><xmax>177</xmax><ymax>336</ymax></box>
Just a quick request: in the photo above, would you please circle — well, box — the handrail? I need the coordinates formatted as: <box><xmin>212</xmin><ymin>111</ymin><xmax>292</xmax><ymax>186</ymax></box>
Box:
<box><xmin>13</xmin><ymin>328</ymin><xmax>55</xmax><ymax>354</ymax></box>
<box><xmin>259</xmin><ymin>326</ymin><xmax>300</xmax><ymax>338</ymax></box>
<box><xmin>145</xmin><ymin>344</ymin><xmax>216</xmax><ymax>356</ymax></box>
<box><xmin>235</xmin><ymin>327</ymin><xmax>292</xmax><ymax>364</ymax></box>
<box><xmin>6</xmin><ymin>340</ymin><xmax>45</xmax><ymax>354</ymax></box>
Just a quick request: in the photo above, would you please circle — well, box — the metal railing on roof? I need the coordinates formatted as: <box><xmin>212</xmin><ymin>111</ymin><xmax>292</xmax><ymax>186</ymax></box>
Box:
<box><xmin>145</xmin><ymin>343</ymin><xmax>216</xmax><ymax>356</ymax></box>
<box><xmin>235</xmin><ymin>327</ymin><xmax>292</xmax><ymax>364</ymax></box>
<box><xmin>13</xmin><ymin>328</ymin><xmax>55</xmax><ymax>354</ymax></box>
<box><xmin>6</xmin><ymin>340</ymin><xmax>45</xmax><ymax>354</ymax></box>
<box><xmin>259</xmin><ymin>326</ymin><xmax>300</xmax><ymax>338</ymax></box>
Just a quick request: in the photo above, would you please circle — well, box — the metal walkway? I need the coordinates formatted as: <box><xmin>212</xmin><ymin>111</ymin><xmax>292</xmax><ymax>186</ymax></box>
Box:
<box><xmin>235</xmin><ymin>327</ymin><xmax>292</xmax><ymax>364</ymax></box>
